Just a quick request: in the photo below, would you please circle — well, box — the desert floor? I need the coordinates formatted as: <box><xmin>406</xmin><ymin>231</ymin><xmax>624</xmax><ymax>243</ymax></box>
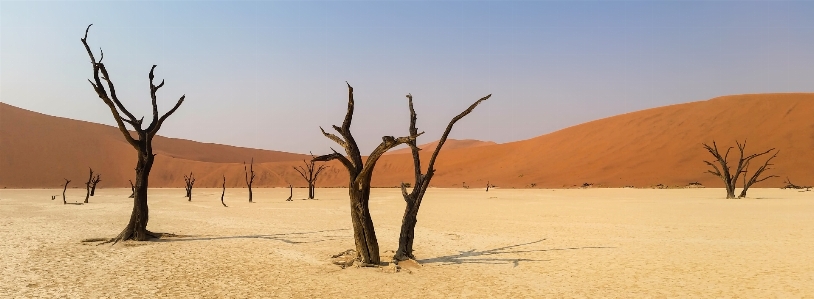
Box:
<box><xmin>1</xmin><ymin>187</ymin><xmax>812</xmax><ymax>298</ymax></box>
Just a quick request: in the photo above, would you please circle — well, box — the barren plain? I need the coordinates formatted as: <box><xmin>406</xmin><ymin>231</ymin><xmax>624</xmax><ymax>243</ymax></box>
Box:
<box><xmin>1</xmin><ymin>188</ymin><xmax>812</xmax><ymax>298</ymax></box>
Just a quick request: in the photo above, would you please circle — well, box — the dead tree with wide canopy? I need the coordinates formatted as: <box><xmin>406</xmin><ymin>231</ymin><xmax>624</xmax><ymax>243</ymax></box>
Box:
<box><xmin>294</xmin><ymin>153</ymin><xmax>328</xmax><ymax>199</ymax></box>
<box><xmin>81</xmin><ymin>24</ymin><xmax>186</xmax><ymax>243</ymax></box>
<box><xmin>393</xmin><ymin>93</ymin><xmax>490</xmax><ymax>262</ymax></box>
<box><xmin>313</xmin><ymin>83</ymin><xmax>422</xmax><ymax>265</ymax></box>
<box><xmin>703</xmin><ymin>140</ymin><xmax>778</xmax><ymax>199</ymax></box>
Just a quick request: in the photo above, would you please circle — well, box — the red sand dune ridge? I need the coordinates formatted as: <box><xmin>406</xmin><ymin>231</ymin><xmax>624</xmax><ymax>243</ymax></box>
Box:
<box><xmin>2</xmin><ymin>93</ymin><xmax>813</xmax><ymax>189</ymax></box>
<box><xmin>385</xmin><ymin>139</ymin><xmax>497</xmax><ymax>155</ymax></box>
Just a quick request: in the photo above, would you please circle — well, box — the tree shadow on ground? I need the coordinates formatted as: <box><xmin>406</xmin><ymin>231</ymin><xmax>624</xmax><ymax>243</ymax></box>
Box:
<box><xmin>418</xmin><ymin>239</ymin><xmax>615</xmax><ymax>267</ymax></box>
<box><xmin>82</xmin><ymin>229</ymin><xmax>349</xmax><ymax>245</ymax></box>
<box><xmin>151</xmin><ymin>228</ymin><xmax>350</xmax><ymax>244</ymax></box>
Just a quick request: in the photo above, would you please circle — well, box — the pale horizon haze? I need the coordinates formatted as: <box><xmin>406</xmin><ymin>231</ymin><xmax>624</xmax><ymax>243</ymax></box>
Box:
<box><xmin>2</xmin><ymin>0</ymin><xmax>813</xmax><ymax>154</ymax></box>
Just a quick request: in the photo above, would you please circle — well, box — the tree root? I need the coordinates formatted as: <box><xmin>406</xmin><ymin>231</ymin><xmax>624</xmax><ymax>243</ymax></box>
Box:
<box><xmin>95</xmin><ymin>229</ymin><xmax>163</xmax><ymax>246</ymax></box>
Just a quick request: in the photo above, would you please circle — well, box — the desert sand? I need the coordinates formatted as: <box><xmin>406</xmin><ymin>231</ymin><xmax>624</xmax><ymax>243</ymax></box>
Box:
<box><xmin>3</xmin><ymin>93</ymin><xmax>814</xmax><ymax>189</ymax></box>
<box><xmin>1</xmin><ymin>188</ymin><xmax>812</xmax><ymax>298</ymax></box>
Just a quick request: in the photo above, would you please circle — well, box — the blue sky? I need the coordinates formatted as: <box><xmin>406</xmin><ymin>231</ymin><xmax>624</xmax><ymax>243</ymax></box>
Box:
<box><xmin>2</xmin><ymin>1</ymin><xmax>813</xmax><ymax>154</ymax></box>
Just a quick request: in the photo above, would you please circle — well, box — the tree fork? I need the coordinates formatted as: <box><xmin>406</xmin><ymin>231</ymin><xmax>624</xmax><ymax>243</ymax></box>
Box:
<box><xmin>393</xmin><ymin>93</ymin><xmax>490</xmax><ymax>262</ymax></box>
<box><xmin>313</xmin><ymin>82</ymin><xmax>423</xmax><ymax>265</ymax></box>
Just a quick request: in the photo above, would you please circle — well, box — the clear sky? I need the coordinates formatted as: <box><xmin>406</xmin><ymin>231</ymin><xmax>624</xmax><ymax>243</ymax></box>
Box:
<box><xmin>2</xmin><ymin>1</ymin><xmax>813</xmax><ymax>154</ymax></box>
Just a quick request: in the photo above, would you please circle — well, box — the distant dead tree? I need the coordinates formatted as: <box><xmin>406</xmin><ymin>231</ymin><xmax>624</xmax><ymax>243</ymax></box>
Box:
<box><xmin>84</xmin><ymin>168</ymin><xmax>101</xmax><ymax>203</ymax></box>
<box><xmin>286</xmin><ymin>184</ymin><xmax>293</xmax><ymax>201</ymax></box>
<box><xmin>220</xmin><ymin>175</ymin><xmax>227</xmax><ymax>207</ymax></box>
<box><xmin>82</xmin><ymin>24</ymin><xmax>186</xmax><ymax>243</ymax></box>
<box><xmin>245</xmin><ymin>158</ymin><xmax>256</xmax><ymax>203</ymax></box>
<box><xmin>128</xmin><ymin>180</ymin><xmax>135</xmax><ymax>198</ymax></box>
<box><xmin>313</xmin><ymin>83</ymin><xmax>422</xmax><ymax>265</ymax></box>
<box><xmin>486</xmin><ymin>181</ymin><xmax>490</xmax><ymax>192</ymax></box>
<box><xmin>90</xmin><ymin>172</ymin><xmax>101</xmax><ymax>196</ymax></box>
<box><xmin>703</xmin><ymin>140</ymin><xmax>778</xmax><ymax>199</ymax></box>
<box><xmin>782</xmin><ymin>177</ymin><xmax>811</xmax><ymax>190</ymax></box>
<box><xmin>62</xmin><ymin>179</ymin><xmax>71</xmax><ymax>205</ymax></box>
<box><xmin>183</xmin><ymin>172</ymin><xmax>195</xmax><ymax>201</ymax></box>
<box><xmin>294</xmin><ymin>153</ymin><xmax>327</xmax><ymax>199</ymax></box>
<box><xmin>393</xmin><ymin>93</ymin><xmax>490</xmax><ymax>262</ymax></box>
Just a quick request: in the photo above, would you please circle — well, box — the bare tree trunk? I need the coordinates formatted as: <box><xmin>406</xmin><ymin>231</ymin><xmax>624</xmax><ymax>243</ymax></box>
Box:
<box><xmin>112</xmin><ymin>151</ymin><xmax>155</xmax><ymax>242</ymax></box>
<box><xmin>84</xmin><ymin>168</ymin><xmax>94</xmax><ymax>203</ymax></box>
<box><xmin>245</xmin><ymin>158</ymin><xmax>255</xmax><ymax>203</ymax></box>
<box><xmin>63</xmin><ymin>179</ymin><xmax>71</xmax><ymax>205</ymax></box>
<box><xmin>394</xmin><ymin>93</ymin><xmax>490</xmax><ymax>262</ymax></box>
<box><xmin>286</xmin><ymin>184</ymin><xmax>293</xmax><ymax>201</ymax></box>
<box><xmin>82</xmin><ymin>24</ymin><xmax>186</xmax><ymax>243</ymax></box>
<box><xmin>313</xmin><ymin>83</ymin><xmax>422</xmax><ymax>265</ymax></box>
<box><xmin>220</xmin><ymin>175</ymin><xmax>227</xmax><ymax>207</ymax></box>
<box><xmin>348</xmin><ymin>182</ymin><xmax>380</xmax><ymax>264</ymax></box>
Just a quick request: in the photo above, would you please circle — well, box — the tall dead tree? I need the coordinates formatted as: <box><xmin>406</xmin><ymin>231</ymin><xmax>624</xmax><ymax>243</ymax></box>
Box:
<box><xmin>703</xmin><ymin>140</ymin><xmax>777</xmax><ymax>199</ymax></box>
<box><xmin>393</xmin><ymin>93</ymin><xmax>490</xmax><ymax>262</ymax></box>
<box><xmin>245</xmin><ymin>158</ymin><xmax>255</xmax><ymax>203</ymax></box>
<box><xmin>184</xmin><ymin>172</ymin><xmax>195</xmax><ymax>201</ymax></box>
<box><xmin>220</xmin><ymin>175</ymin><xmax>227</xmax><ymax>207</ymax></box>
<box><xmin>294</xmin><ymin>153</ymin><xmax>327</xmax><ymax>199</ymax></box>
<box><xmin>63</xmin><ymin>179</ymin><xmax>71</xmax><ymax>205</ymax></box>
<box><xmin>313</xmin><ymin>83</ymin><xmax>422</xmax><ymax>265</ymax></box>
<box><xmin>82</xmin><ymin>24</ymin><xmax>186</xmax><ymax>243</ymax></box>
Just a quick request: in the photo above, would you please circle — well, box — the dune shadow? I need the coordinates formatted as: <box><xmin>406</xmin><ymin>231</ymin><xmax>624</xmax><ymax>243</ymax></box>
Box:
<box><xmin>418</xmin><ymin>239</ymin><xmax>615</xmax><ymax>267</ymax></box>
<box><xmin>152</xmin><ymin>228</ymin><xmax>350</xmax><ymax>244</ymax></box>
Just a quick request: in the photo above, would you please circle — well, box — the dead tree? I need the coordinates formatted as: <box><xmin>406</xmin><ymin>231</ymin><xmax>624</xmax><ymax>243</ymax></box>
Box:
<box><xmin>294</xmin><ymin>153</ymin><xmax>327</xmax><ymax>199</ymax></box>
<box><xmin>183</xmin><ymin>172</ymin><xmax>195</xmax><ymax>201</ymax></box>
<box><xmin>62</xmin><ymin>179</ymin><xmax>71</xmax><ymax>205</ymax></box>
<box><xmin>220</xmin><ymin>175</ymin><xmax>227</xmax><ymax>207</ymax></box>
<box><xmin>486</xmin><ymin>181</ymin><xmax>490</xmax><ymax>192</ymax></box>
<box><xmin>128</xmin><ymin>180</ymin><xmax>135</xmax><ymax>198</ymax></box>
<box><xmin>286</xmin><ymin>184</ymin><xmax>293</xmax><ymax>201</ymax></box>
<box><xmin>90</xmin><ymin>173</ymin><xmax>101</xmax><ymax>196</ymax></box>
<box><xmin>244</xmin><ymin>158</ymin><xmax>255</xmax><ymax>203</ymax></box>
<box><xmin>82</xmin><ymin>24</ymin><xmax>186</xmax><ymax>243</ymax></box>
<box><xmin>703</xmin><ymin>140</ymin><xmax>777</xmax><ymax>199</ymax></box>
<box><xmin>313</xmin><ymin>83</ymin><xmax>422</xmax><ymax>265</ymax></box>
<box><xmin>782</xmin><ymin>177</ymin><xmax>811</xmax><ymax>190</ymax></box>
<box><xmin>84</xmin><ymin>168</ymin><xmax>95</xmax><ymax>203</ymax></box>
<box><xmin>393</xmin><ymin>93</ymin><xmax>490</xmax><ymax>262</ymax></box>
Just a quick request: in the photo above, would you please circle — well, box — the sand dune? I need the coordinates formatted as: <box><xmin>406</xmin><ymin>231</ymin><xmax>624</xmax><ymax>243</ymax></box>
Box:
<box><xmin>2</xmin><ymin>93</ymin><xmax>813</xmax><ymax>189</ymax></box>
<box><xmin>385</xmin><ymin>139</ymin><xmax>497</xmax><ymax>155</ymax></box>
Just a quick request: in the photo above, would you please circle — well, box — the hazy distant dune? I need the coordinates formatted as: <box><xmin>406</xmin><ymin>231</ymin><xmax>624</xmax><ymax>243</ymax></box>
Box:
<box><xmin>2</xmin><ymin>93</ymin><xmax>813</xmax><ymax>188</ymax></box>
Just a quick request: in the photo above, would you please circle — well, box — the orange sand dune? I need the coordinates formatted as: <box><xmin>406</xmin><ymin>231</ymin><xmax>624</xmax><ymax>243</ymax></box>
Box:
<box><xmin>386</xmin><ymin>139</ymin><xmax>497</xmax><ymax>155</ymax></box>
<box><xmin>0</xmin><ymin>103</ymin><xmax>310</xmax><ymax>188</ymax></box>
<box><xmin>2</xmin><ymin>93</ymin><xmax>813</xmax><ymax>189</ymax></box>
